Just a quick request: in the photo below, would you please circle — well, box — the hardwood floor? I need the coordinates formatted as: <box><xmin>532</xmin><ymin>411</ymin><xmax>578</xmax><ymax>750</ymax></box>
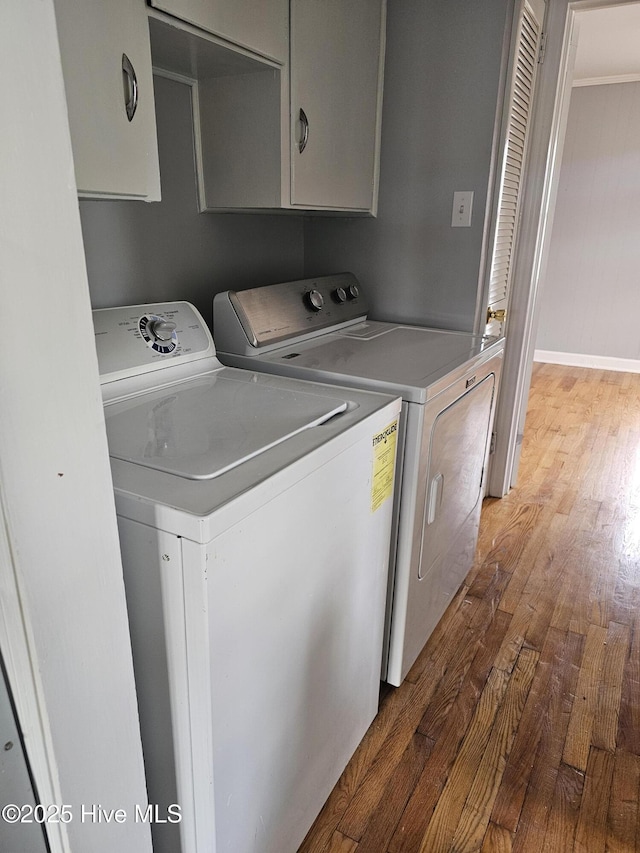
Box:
<box><xmin>298</xmin><ymin>362</ymin><xmax>640</xmax><ymax>853</ymax></box>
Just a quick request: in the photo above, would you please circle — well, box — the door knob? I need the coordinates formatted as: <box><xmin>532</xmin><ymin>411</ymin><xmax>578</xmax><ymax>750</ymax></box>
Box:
<box><xmin>487</xmin><ymin>308</ymin><xmax>506</xmax><ymax>324</ymax></box>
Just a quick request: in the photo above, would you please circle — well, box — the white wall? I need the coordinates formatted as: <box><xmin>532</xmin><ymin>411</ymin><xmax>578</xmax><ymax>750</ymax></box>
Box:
<box><xmin>535</xmin><ymin>81</ymin><xmax>640</xmax><ymax>366</ymax></box>
<box><xmin>0</xmin><ymin>3</ymin><xmax>152</xmax><ymax>851</ymax></box>
<box><xmin>80</xmin><ymin>75</ymin><xmax>305</xmax><ymax>328</ymax></box>
<box><xmin>303</xmin><ymin>0</ymin><xmax>511</xmax><ymax>332</ymax></box>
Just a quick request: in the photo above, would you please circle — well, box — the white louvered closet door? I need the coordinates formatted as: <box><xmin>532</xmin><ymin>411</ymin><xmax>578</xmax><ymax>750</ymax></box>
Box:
<box><xmin>485</xmin><ymin>0</ymin><xmax>545</xmax><ymax>337</ymax></box>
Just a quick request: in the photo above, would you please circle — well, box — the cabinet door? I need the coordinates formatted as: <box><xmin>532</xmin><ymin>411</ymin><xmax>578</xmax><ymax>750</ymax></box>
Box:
<box><xmin>54</xmin><ymin>0</ymin><xmax>161</xmax><ymax>200</ymax></box>
<box><xmin>290</xmin><ymin>0</ymin><xmax>385</xmax><ymax>212</ymax></box>
<box><xmin>148</xmin><ymin>0</ymin><xmax>288</xmax><ymax>63</ymax></box>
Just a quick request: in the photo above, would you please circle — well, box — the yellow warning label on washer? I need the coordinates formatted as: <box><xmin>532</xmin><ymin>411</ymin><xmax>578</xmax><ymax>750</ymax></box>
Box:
<box><xmin>371</xmin><ymin>419</ymin><xmax>398</xmax><ymax>513</ymax></box>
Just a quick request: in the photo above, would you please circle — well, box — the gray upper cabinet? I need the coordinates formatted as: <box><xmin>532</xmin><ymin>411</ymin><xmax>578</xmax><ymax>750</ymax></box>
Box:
<box><xmin>147</xmin><ymin>0</ymin><xmax>288</xmax><ymax>62</ymax></box>
<box><xmin>290</xmin><ymin>0</ymin><xmax>385</xmax><ymax>213</ymax></box>
<box><xmin>54</xmin><ymin>0</ymin><xmax>161</xmax><ymax>201</ymax></box>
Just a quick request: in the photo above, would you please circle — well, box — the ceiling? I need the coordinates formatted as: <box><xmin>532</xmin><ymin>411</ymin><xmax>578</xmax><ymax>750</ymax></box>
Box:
<box><xmin>574</xmin><ymin>3</ymin><xmax>640</xmax><ymax>83</ymax></box>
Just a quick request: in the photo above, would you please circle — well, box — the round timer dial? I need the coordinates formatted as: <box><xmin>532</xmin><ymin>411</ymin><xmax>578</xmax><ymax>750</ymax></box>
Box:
<box><xmin>139</xmin><ymin>315</ymin><xmax>178</xmax><ymax>354</ymax></box>
<box><xmin>305</xmin><ymin>290</ymin><xmax>325</xmax><ymax>312</ymax></box>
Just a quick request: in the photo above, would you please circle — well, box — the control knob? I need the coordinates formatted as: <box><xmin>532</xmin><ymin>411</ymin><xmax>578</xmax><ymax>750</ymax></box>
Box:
<box><xmin>332</xmin><ymin>287</ymin><xmax>348</xmax><ymax>304</ymax></box>
<box><xmin>139</xmin><ymin>314</ymin><xmax>178</xmax><ymax>353</ymax></box>
<box><xmin>305</xmin><ymin>289</ymin><xmax>325</xmax><ymax>312</ymax></box>
<box><xmin>149</xmin><ymin>318</ymin><xmax>177</xmax><ymax>341</ymax></box>
<box><xmin>345</xmin><ymin>282</ymin><xmax>360</xmax><ymax>300</ymax></box>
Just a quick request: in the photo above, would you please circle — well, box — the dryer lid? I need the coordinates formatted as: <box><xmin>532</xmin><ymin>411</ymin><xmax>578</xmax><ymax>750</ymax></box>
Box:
<box><xmin>104</xmin><ymin>372</ymin><xmax>347</xmax><ymax>480</ymax></box>
<box><xmin>248</xmin><ymin>323</ymin><xmax>496</xmax><ymax>403</ymax></box>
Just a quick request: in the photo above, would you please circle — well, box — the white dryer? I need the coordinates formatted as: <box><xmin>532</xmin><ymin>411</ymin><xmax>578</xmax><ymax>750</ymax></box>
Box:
<box><xmin>93</xmin><ymin>302</ymin><xmax>401</xmax><ymax>853</ymax></box>
<box><xmin>213</xmin><ymin>274</ymin><xmax>504</xmax><ymax>686</ymax></box>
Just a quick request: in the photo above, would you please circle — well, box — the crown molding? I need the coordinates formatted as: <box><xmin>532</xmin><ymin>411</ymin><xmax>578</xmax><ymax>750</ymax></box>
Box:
<box><xmin>573</xmin><ymin>72</ymin><xmax>640</xmax><ymax>86</ymax></box>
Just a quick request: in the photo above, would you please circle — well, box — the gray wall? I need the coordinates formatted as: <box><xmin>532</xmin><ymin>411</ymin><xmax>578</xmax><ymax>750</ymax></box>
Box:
<box><xmin>303</xmin><ymin>0</ymin><xmax>511</xmax><ymax>332</ymax></box>
<box><xmin>80</xmin><ymin>75</ymin><xmax>304</xmax><ymax>329</ymax></box>
<box><xmin>536</xmin><ymin>82</ymin><xmax>640</xmax><ymax>361</ymax></box>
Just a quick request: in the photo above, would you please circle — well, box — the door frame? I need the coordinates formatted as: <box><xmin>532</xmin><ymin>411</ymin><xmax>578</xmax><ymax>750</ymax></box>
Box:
<box><xmin>488</xmin><ymin>0</ymin><xmax>639</xmax><ymax>496</ymax></box>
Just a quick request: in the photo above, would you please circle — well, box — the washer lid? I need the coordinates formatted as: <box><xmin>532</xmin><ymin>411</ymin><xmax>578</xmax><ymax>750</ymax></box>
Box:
<box><xmin>104</xmin><ymin>373</ymin><xmax>347</xmax><ymax>480</ymax></box>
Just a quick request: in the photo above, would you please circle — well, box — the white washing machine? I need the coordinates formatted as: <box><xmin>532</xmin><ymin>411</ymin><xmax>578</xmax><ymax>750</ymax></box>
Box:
<box><xmin>213</xmin><ymin>274</ymin><xmax>504</xmax><ymax>687</ymax></box>
<box><xmin>93</xmin><ymin>302</ymin><xmax>401</xmax><ymax>853</ymax></box>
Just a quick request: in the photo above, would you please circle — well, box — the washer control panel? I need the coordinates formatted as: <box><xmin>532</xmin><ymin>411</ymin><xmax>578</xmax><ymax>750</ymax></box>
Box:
<box><xmin>217</xmin><ymin>273</ymin><xmax>369</xmax><ymax>349</ymax></box>
<box><xmin>94</xmin><ymin>301</ymin><xmax>214</xmax><ymax>383</ymax></box>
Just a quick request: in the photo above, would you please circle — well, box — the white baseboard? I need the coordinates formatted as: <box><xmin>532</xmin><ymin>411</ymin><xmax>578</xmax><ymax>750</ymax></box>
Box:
<box><xmin>534</xmin><ymin>349</ymin><xmax>640</xmax><ymax>374</ymax></box>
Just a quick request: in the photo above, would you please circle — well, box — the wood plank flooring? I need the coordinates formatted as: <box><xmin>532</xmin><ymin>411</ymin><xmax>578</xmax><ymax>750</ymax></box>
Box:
<box><xmin>298</xmin><ymin>362</ymin><xmax>640</xmax><ymax>853</ymax></box>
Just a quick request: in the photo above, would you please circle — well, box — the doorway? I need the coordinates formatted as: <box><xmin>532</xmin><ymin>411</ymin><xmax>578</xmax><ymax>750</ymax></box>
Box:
<box><xmin>488</xmin><ymin>0</ymin><xmax>640</xmax><ymax>497</ymax></box>
<box><xmin>533</xmin><ymin>4</ymin><xmax>640</xmax><ymax>373</ymax></box>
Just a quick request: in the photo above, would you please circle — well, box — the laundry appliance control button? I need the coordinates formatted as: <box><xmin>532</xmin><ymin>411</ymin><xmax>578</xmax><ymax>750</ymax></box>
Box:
<box><xmin>139</xmin><ymin>314</ymin><xmax>178</xmax><ymax>354</ymax></box>
<box><xmin>345</xmin><ymin>283</ymin><xmax>360</xmax><ymax>300</ymax></box>
<box><xmin>305</xmin><ymin>289</ymin><xmax>325</xmax><ymax>311</ymax></box>
<box><xmin>149</xmin><ymin>318</ymin><xmax>177</xmax><ymax>341</ymax></box>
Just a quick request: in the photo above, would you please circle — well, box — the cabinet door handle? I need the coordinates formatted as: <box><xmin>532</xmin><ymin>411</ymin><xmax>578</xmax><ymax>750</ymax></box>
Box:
<box><xmin>298</xmin><ymin>108</ymin><xmax>309</xmax><ymax>153</ymax></box>
<box><xmin>122</xmin><ymin>53</ymin><xmax>138</xmax><ymax>122</ymax></box>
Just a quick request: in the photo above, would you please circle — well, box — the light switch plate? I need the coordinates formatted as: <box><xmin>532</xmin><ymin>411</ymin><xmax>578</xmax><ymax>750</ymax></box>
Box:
<box><xmin>452</xmin><ymin>191</ymin><xmax>474</xmax><ymax>227</ymax></box>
